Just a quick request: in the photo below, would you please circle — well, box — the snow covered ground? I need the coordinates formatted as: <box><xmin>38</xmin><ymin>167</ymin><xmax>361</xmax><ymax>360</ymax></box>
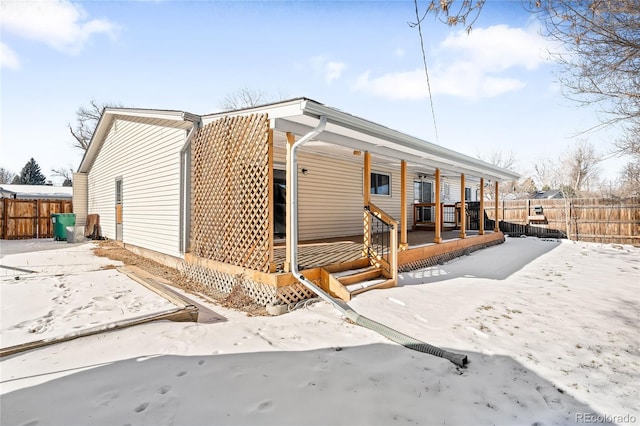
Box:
<box><xmin>1</xmin><ymin>237</ymin><xmax>638</xmax><ymax>425</ymax></box>
<box><xmin>0</xmin><ymin>241</ymin><xmax>177</xmax><ymax>349</ymax></box>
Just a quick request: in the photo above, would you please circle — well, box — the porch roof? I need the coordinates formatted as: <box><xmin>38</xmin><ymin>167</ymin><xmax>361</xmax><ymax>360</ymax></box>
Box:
<box><xmin>203</xmin><ymin>98</ymin><xmax>520</xmax><ymax>182</ymax></box>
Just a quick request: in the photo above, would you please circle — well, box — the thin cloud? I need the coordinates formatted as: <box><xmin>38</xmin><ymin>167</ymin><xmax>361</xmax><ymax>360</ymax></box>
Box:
<box><xmin>308</xmin><ymin>56</ymin><xmax>347</xmax><ymax>84</ymax></box>
<box><xmin>354</xmin><ymin>70</ymin><xmax>426</xmax><ymax>100</ymax></box>
<box><xmin>325</xmin><ymin>61</ymin><xmax>346</xmax><ymax>83</ymax></box>
<box><xmin>0</xmin><ymin>0</ymin><xmax>118</xmax><ymax>56</ymax></box>
<box><xmin>0</xmin><ymin>42</ymin><xmax>20</xmax><ymax>70</ymax></box>
<box><xmin>353</xmin><ymin>24</ymin><xmax>550</xmax><ymax>100</ymax></box>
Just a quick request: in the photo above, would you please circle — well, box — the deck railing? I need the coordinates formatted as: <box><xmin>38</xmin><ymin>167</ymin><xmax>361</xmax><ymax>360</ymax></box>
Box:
<box><xmin>364</xmin><ymin>203</ymin><xmax>398</xmax><ymax>280</ymax></box>
<box><xmin>413</xmin><ymin>203</ymin><xmax>457</xmax><ymax>230</ymax></box>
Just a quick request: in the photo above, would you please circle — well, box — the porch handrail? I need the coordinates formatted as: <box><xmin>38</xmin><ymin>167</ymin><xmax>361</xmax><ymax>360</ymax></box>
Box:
<box><xmin>413</xmin><ymin>203</ymin><xmax>457</xmax><ymax>229</ymax></box>
<box><xmin>364</xmin><ymin>203</ymin><xmax>398</xmax><ymax>281</ymax></box>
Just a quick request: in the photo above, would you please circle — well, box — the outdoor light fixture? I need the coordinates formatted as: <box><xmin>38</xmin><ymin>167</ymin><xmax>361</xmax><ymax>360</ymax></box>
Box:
<box><xmin>301</xmin><ymin>168</ymin><xmax>308</xmax><ymax>175</ymax></box>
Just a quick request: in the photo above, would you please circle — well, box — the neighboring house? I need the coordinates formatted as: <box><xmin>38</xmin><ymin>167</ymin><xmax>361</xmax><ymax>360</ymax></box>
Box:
<box><xmin>74</xmin><ymin>98</ymin><xmax>518</xmax><ymax>304</ymax></box>
<box><xmin>0</xmin><ymin>184</ymin><xmax>72</xmax><ymax>200</ymax></box>
<box><xmin>532</xmin><ymin>190</ymin><xmax>564</xmax><ymax>199</ymax></box>
<box><xmin>0</xmin><ymin>185</ymin><xmax>73</xmax><ymax>240</ymax></box>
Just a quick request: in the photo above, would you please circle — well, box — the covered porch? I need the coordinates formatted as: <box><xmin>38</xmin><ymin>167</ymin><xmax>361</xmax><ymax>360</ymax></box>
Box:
<box><xmin>186</xmin><ymin>99</ymin><xmax>519</xmax><ymax>305</ymax></box>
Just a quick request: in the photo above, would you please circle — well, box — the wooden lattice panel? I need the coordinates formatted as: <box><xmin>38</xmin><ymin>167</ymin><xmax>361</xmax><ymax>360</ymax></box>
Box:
<box><xmin>276</xmin><ymin>283</ymin><xmax>317</xmax><ymax>305</ymax></box>
<box><xmin>191</xmin><ymin>114</ymin><xmax>271</xmax><ymax>272</ymax></box>
<box><xmin>182</xmin><ymin>262</ymin><xmax>279</xmax><ymax>306</ymax></box>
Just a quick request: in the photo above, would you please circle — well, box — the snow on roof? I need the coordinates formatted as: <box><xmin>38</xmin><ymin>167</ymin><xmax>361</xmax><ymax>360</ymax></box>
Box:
<box><xmin>0</xmin><ymin>184</ymin><xmax>73</xmax><ymax>199</ymax></box>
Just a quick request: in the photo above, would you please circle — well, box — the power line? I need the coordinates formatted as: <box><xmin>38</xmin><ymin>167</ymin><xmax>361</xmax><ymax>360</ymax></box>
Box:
<box><xmin>413</xmin><ymin>0</ymin><xmax>440</xmax><ymax>144</ymax></box>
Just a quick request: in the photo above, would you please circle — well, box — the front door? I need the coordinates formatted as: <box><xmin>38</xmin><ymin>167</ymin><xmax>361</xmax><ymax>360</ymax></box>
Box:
<box><xmin>115</xmin><ymin>178</ymin><xmax>123</xmax><ymax>241</ymax></box>
<box><xmin>273</xmin><ymin>169</ymin><xmax>286</xmax><ymax>239</ymax></box>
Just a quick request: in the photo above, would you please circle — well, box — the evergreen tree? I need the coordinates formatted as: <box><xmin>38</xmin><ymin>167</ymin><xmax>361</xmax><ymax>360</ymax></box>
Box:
<box><xmin>16</xmin><ymin>158</ymin><xmax>47</xmax><ymax>185</ymax></box>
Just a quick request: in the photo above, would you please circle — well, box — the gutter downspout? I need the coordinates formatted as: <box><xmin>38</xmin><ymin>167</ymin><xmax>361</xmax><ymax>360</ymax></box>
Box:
<box><xmin>288</xmin><ymin>115</ymin><xmax>468</xmax><ymax>368</ymax></box>
<box><xmin>288</xmin><ymin>116</ymin><xmax>349</xmax><ymax>312</ymax></box>
<box><xmin>179</xmin><ymin>116</ymin><xmax>201</xmax><ymax>255</ymax></box>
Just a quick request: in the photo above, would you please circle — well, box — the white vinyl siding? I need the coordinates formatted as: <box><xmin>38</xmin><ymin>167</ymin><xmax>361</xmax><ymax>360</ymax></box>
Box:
<box><xmin>72</xmin><ymin>173</ymin><xmax>88</xmax><ymax>226</ymax></box>
<box><xmin>87</xmin><ymin>117</ymin><xmax>185</xmax><ymax>258</ymax></box>
<box><xmin>439</xmin><ymin>176</ymin><xmax>479</xmax><ymax>202</ymax></box>
<box><xmin>275</xmin><ymin>148</ymin><xmax>414</xmax><ymax>241</ymax></box>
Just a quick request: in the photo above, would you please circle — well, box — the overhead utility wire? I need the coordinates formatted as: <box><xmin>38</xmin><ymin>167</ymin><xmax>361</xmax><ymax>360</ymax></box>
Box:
<box><xmin>412</xmin><ymin>0</ymin><xmax>440</xmax><ymax>144</ymax></box>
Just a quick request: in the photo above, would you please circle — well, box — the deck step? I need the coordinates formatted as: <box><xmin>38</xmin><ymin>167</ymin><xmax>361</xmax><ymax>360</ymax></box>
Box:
<box><xmin>338</xmin><ymin>267</ymin><xmax>383</xmax><ymax>286</ymax></box>
<box><xmin>349</xmin><ymin>278</ymin><xmax>396</xmax><ymax>296</ymax></box>
<box><xmin>322</xmin><ymin>263</ymin><xmax>396</xmax><ymax>302</ymax></box>
<box><xmin>344</xmin><ymin>277</ymin><xmax>387</xmax><ymax>292</ymax></box>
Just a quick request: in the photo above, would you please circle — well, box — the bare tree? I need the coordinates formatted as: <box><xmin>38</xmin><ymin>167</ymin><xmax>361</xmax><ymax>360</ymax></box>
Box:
<box><xmin>562</xmin><ymin>139</ymin><xmax>602</xmax><ymax>195</ymax></box>
<box><xmin>533</xmin><ymin>156</ymin><xmax>563</xmax><ymax>190</ymax></box>
<box><xmin>534</xmin><ymin>1</ymin><xmax>639</xmax><ymax>126</ymax></box>
<box><xmin>477</xmin><ymin>148</ymin><xmax>517</xmax><ymax>170</ymax></box>
<box><xmin>70</xmin><ymin>99</ymin><xmax>122</xmax><ymax>152</ymax></box>
<box><xmin>415</xmin><ymin>1</ymin><xmax>639</xmax><ymax>144</ymax></box>
<box><xmin>0</xmin><ymin>167</ymin><xmax>17</xmax><ymax>184</ymax></box>
<box><xmin>477</xmin><ymin>149</ymin><xmax>520</xmax><ymax>200</ymax></box>
<box><xmin>413</xmin><ymin>0</ymin><xmax>486</xmax><ymax>33</ymax></box>
<box><xmin>220</xmin><ymin>87</ymin><xmax>269</xmax><ymax>111</ymax></box>
<box><xmin>618</xmin><ymin>160</ymin><xmax>640</xmax><ymax>197</ymax></box>
<box><xmin>51</xmin><ymin>167</ymin><xmax>73</xmax><ymax>187</ymax></box>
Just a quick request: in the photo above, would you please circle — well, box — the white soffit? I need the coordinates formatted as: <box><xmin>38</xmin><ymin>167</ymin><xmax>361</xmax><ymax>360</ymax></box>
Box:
<box><xmin>273</xmin><ymin>116</ymin><xmax>515</xmax><ymax>182</ymax></box>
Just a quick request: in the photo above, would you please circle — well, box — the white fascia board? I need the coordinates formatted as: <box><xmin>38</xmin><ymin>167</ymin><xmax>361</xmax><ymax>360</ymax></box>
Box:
<box><xmin>301</xmin><ymin>100</ymin><xmax>520</xmax><ymax>182</ymax></box>
<box><xmin>202</xmin><ymin>99</ymin><xmax>306</xmax><ymax>125</ymax></box>
<box><xmin>103</xmin><ymin>108</ymin><xmax>192</xmax><ymax>122</ymax></box>
<box><xmin>78</xmin><ymin>108</ymin><xmax>199</xmax><ymax>173</ymax></box>
<box><xmin>78</xmin><ymin>112</ymin><xmax>114</xmax><ymax>173</ymax></box>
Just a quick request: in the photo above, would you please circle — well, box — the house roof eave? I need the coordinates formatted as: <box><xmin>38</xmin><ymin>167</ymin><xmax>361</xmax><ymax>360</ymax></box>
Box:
<box><xmin>77</xmin><ymin>108</ymin><xmax>200</xmax><ymax>174</ymax></box>
<box><xmin>295</xmin><ymin>100</ymin><xmax>520</xmax><ymax>182</ymax></box>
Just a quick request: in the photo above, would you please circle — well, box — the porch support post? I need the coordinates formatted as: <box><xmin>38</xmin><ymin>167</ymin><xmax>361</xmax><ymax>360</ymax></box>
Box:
<box><xmin>363</xmin><ymin>151</ymin><xmax>371</xmax><ymax>256</ymax></box>
<box><xmin>267</xmin><ymin>129</ymin><xmax>276</xmax><ymax>272</ymax></box>
<box><xmin>479</xmin><ymin>177</ymin><xmax>485</xmax><ymax>235</ymax></box>
<box><xmin>459</xmin><ymin>173</ymin><xmax>466</xmax><ymax>239</ymax></box>
<box><xmin>494</xmin><ymin>181</ymin><xmax>500</xmax><ymax>232</ymax></box>
<box><xmin>400</xmin><ymin>160</ymin><xmax>408</xmax><ymax>250</ymax></box>
<box><xmin>285</xmin><ymin>132</ymin><xmax>295</xmax><ymax>272</ymax></box>
<box><xmin>434</xmin><ymin>168</ymin><xmax>442</xmax><ymax>243</ymax></box>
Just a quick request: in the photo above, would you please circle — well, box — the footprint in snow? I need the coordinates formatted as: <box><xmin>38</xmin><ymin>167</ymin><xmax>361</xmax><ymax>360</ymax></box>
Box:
<box><xmin>414</xmin><ymin>314</ymin><xmax>428</xmax><ymax>323</ymax></box>
<box><xmin>134</xmin><ymin>402</ymin><xmax>149</xmax><ymax>413</ymax></box>
<box><xmin>158</xmin><ymin>386</ymin><xmax>171</xmax><ymax>395</ymax></box>
<box><xmin>176</xmin><ymin>371</ymin><xmax>187</xmax><ymax>377</ymax></box>
<box><xmin>256</xmin><ymin>400</ymin><xmax>273</xmax><ymax>412</ymax></box>
<box><xmin>387</xmin><ymin>297</ymin><xmax>405</xmax><ymax>306</ymax></box>
<box><xmin>466</xmin><ymin>326</ymin><xmax>489</xmax><ymax>339</ymax></box>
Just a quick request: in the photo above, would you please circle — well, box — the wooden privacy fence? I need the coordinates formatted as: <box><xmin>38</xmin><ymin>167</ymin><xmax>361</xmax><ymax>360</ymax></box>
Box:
<box><xmin>1</xmin><ymin>198</ymin><xmax>73</xmax><ymax>240</ymax></box>
<box><xmin>483</xmin><ymin>197</ymin><xmax>640</xmax><ymax>246</ymax></box>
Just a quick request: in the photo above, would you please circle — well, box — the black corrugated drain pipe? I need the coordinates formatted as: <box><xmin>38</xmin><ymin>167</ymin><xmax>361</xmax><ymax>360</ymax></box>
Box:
<box><xmin>287</xmin><ymin>112</ymin><xmax>468</xmax><ymax>368</ymax></box>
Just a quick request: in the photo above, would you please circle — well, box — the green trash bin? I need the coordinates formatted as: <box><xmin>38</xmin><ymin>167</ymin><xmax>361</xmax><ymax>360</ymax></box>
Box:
<box><xmin>51</xmin><ymin>213</ymin><xmax>76</xmax><ymax>241</ymax></box>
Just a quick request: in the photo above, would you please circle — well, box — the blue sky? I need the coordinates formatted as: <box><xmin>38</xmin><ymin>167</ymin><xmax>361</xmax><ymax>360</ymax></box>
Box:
<box><xmin>0</xmin><ymin>0</ymin><xmax>625</xmax><ymax>185</ymax></box>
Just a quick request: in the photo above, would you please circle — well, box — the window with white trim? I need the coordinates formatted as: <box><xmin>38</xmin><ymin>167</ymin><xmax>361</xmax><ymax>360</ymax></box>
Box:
<box><xmin>370</xmin><ymin>172</ymin><xmax>391</xmax><ymax>196</ymax></box>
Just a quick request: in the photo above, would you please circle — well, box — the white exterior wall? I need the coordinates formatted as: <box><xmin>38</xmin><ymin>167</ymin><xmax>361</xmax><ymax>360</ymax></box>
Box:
<box><xmin>72</xmin><ymin>173</ymin><xmax>88</xmax><ymax>226</ymax></box>
<box><xmin>439</xmin><ymin>176</ymin><xmax>479</xmax><ymax>203</ymax></box>
<box><xmin>276</xmin><ymin>148</ymin><xmax>415</xmax><ymax>241</ymax></box>
<box><xmin>87</xmin><ymin>117</ymin><xmax>186</xmax><ymax>258</ymax></box>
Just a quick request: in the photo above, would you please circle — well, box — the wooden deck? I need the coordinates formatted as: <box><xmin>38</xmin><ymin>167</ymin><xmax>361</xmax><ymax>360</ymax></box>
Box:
<box><xmin>273</xmin><ymin>230</ymin><xmax>495</xmax><ymax>271</ymax></box>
